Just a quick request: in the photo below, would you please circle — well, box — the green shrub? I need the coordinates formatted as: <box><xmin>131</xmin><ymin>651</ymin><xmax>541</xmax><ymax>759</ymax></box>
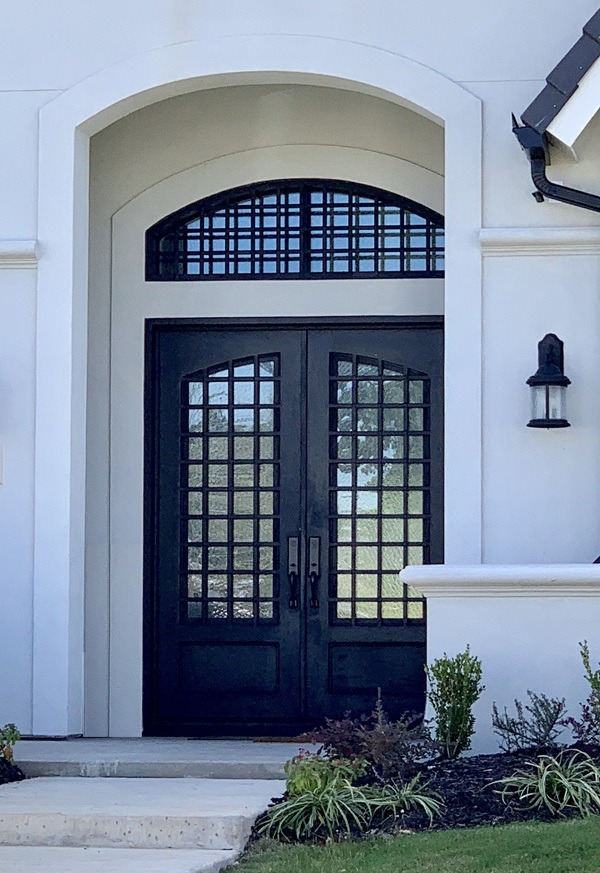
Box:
<box><xmin>564</xmin><ymin>641</ymin><xmax>600</xmax><ymax>745</ymax></box>
<box><xmin>365</xmin><ymin>776</ymin><xmax>443</xmax><ymax>825</ymax></box>
<box><xmin>357</xmin><ymin>692</ymin><xmax>437</xmax><ymax>779</ymax></box>
<box><xmin>581</xmin><ymin>640</ymin><xmax>600</xmax><ymax>698</ymax></box>
<box><xmin>0</xmin><ymin>724</ymin><xmax>20</xmax><ymax>763</ymax></box>
<box><xmin>284</xmin><ymin>751</ymin><xmax>367</xmax><ymax>796</ymax></box>
<box><xmin>492</xmin><ymin>691</ymin><xmax>566</xmax><ymax>753</ymax></box>
<box><xmin>494</xmin><ymin>750</ymin><xmax>600</xmax><ymax>818</ymax></box>
<box><xmin>259</xmin><ymin>775</ymin><xmax>442</xmax><ymax>841</ymax></box>
<box><xmin>425</xmin><ymin>645</ymin><xmax>484</xmax><ymax>759</ymax></box>
<box><xmin>303</xmin><ymin>691</ymin><xmax>436</xmax><ymax>779</ymax></box>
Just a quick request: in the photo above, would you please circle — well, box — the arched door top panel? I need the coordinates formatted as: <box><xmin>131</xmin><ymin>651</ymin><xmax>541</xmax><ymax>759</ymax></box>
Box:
<box><xmin>145</xmin><ymin>179</ymin><xmax>445</xmax><ymax>281</ymax></box>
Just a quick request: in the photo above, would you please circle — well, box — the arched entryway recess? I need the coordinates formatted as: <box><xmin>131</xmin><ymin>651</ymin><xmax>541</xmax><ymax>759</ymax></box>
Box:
<box><xmin>34</xmin><ymin>35</ymin><xmax>482</xmax><ymax>737</ymax></box>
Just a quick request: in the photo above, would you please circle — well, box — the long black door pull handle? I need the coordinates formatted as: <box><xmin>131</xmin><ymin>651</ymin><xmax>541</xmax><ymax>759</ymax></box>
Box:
<box><xmin>288</xmin><ymin>536</ymin><xmax>300</xmax><ymax>609</ymax></box>
<box><xmin>309</xmin><ymin>536</ymin><xmax>320</xmax><ymax>608</ymax></box>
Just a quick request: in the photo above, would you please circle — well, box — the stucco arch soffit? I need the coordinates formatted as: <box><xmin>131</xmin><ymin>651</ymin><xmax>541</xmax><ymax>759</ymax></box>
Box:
<box><xmin>113</xmin><ymin>146</ymin><xmax>445</xmax><ymax>233</ymax></box>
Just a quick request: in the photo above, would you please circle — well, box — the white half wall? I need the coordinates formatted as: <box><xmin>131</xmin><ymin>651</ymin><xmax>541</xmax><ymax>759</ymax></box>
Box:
<box><xmin>403</xmin><ymin>563</ymin><xmax>600</xmax><ymax>753</ymax></box>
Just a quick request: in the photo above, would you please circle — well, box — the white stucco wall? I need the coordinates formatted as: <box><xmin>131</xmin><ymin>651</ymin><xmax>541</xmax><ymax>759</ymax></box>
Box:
<box><xmin>1</xmin><ymin>0</ymin><xmax>600</xmax><ymax>734</ymax></box>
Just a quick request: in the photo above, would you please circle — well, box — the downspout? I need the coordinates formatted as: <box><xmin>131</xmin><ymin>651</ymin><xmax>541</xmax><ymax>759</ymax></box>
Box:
<box><xmin>512</xmin><ymin>117</ymin><xmax>600</xmax><ymax>213</ymax></box>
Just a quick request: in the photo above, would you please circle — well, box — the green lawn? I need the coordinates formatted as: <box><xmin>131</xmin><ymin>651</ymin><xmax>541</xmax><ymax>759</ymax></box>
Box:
<box><xmin>232</xmin><ymin>818</ymin><xmax>600</xmax><ymax>873</ymax></box>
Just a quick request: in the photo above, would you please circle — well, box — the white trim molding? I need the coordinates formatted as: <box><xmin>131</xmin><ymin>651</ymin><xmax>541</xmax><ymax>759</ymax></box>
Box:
<box><xmin>480</xmin><ymin>227</ymin><xmax>600</xmax><ymax>257</ymax></box>
<box><xmin>401</xmin><ymin>563</ymin><xmax>600</xmax><ymax>597</ymax></box>
<box><xmin>0</xmin><ymin>240</ymin><xmax>39</xmax><ymax>269</ymax></box>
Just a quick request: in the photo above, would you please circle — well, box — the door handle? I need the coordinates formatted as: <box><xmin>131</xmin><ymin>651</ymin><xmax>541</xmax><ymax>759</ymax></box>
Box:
<box><xmin>288</xmin><ymin>536</ymin><xmax>300</xmax><ymax>609</ymax></box>
<box><xmin>308</xmin><ymin>536</ymin><xmax>320</xmax><ymax>608</ymax></box>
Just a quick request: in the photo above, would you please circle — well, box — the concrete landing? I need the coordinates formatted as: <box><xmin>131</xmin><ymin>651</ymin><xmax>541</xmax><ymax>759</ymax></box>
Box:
<box><xmin>0</xmin><ymin>846</ymin><xmax>236</xmax><ymax>873</ymax></box>
<box><xmin>15</xmin><ymin>738</ymin><xmax>308</xmax><ymax>779</ymax></box>
<box><xmin>0</xmin><ymin>776</ymin><xmax>284</xmax><ymax>850</ymax></box>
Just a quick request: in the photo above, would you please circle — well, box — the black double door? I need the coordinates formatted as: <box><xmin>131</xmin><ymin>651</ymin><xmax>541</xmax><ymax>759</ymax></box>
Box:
<box><xmin>145</xmin><ymin>320</ymin><xmax>443</xmax><ymax>736</ymax></box>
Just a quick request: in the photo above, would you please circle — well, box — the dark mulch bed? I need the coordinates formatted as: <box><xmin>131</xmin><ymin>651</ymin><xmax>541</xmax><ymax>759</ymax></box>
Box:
<box><xmin>0</xmin><ymin>758</ymin><xmax>26</xmax><ymax>785</ymax></box>
<box><xmin>251</xmin><ymin>744</ymin><xmax>600</xmax><ymax>843</ymax></box>
<box><xmin>404</xmin><ymin>748</ymin><xmax>561</xmax><ymax>831</ymax></box>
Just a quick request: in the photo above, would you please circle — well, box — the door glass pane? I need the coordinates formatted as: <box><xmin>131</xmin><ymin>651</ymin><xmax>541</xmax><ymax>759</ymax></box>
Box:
<box><xmin>180</xmin><ymin>355</ymin><xmax>280</xmax><ymax>623</ymax></box>
<box><xmin>328</xmin><ymin>354</ymin><xmax>429</xmax><ymax>623</ymax></box>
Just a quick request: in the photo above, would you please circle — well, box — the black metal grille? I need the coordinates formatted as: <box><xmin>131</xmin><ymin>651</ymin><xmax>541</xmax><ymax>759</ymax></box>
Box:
<box><xmin>146</xmin><ymin>180</ymin><xmax>444</xmax><ymax>281</ymax></box>
<box><xmin>180</xmin><ymin>356</ymin><xmax>281</xmax><ymax>623</ymax></box>
<box><xmin>329</xmin><ymin>354</ymin><xmax>429</xmax><ymax>625</ymax></box>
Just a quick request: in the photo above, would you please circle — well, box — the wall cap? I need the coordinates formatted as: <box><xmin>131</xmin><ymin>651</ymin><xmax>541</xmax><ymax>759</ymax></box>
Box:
<box><xmin>401</xmin><ymin>563</ymin><xmax>600</xmax><ymax>597</ymax></box>
<box><xmin>0</xmin><ymin>240</ymin><xmax>39</xmax><ymax>269</ymax></box>
<box><xmin>480</xmin><ymin>226</ymin><xmax>600</xmax><ymax>256</ymax></box>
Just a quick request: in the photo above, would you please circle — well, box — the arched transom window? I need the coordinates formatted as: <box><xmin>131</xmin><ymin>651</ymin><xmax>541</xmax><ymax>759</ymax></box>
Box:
<box><xmin>146</xmin><ymin>180</ymin><xmax>444</xmax><ymax>281</ymax></box>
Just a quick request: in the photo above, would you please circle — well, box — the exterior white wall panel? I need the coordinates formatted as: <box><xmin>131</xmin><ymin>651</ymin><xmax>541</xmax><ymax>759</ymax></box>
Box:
<box><xmin>0</xmin><ymin>0</ymin><xmax>599</xmax><ymax>738</ymax></box>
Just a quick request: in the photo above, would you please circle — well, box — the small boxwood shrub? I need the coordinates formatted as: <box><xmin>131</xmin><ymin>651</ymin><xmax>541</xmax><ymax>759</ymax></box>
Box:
<box><xmin>426</xmin><ymin>646</ymin><xmax>484</xmax><ymax>759</ymax></box>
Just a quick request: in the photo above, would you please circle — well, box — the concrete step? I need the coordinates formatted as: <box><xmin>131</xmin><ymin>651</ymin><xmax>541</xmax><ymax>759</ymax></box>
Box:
<box><xmin>0</xmin><ymin>846</ymin><xmax>236</xmax><ymax>873</ymax></box>
<box><xmin>15</xmin><ymin>738</ymin><xmax>307</xmax><ymax>779</ymax></box>
<box><xmin>0</xmin><ymin>777</ymin><xmax>283</xmax><ymax>850</ymax></box>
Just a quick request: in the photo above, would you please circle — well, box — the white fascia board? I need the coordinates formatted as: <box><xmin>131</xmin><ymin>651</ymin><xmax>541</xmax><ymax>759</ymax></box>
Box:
<box><xmin>548</xmin><ymin>57</ymin><xmax>600</xmax><ymax>150</ymax></box>
<box><xmin>401</xmin><ymin>564</ymin><xmax>600</xmax><ymax>597</ymax></box>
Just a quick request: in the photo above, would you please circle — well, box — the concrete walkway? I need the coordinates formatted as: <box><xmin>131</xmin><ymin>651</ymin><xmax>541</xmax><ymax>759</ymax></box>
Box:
<box><xmin>15</xmin><ymin>738</ymin><xmax>309</xmax><ymax>779</ymax></box>
<box><xmin>2</xmin><ymin>741</ymin><xmax>296</xmax><ymax>872</ymax></box>
<box><xmin>0</xmin><ymin>847</ymin><xmax>236</xmax><ymax>873</ymax></box>
<box><xmin>0</xmin><ymin>776</ymin><xmax>283</xmax><ymax>849</ymax></box>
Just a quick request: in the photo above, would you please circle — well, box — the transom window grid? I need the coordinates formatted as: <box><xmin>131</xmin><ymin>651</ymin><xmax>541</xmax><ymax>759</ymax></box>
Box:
<box><xmin>146</xmin><ymin>180</ymin><xmax>444</xmax><ymax>281</ymax></box>
<box><xmin>180</xmin><ymin>355</ymin><xmax>281</xmax><ymax>623</ymax></box>
<box><xmin>329</xmin><ymin>354</ymin><xmax>429</xmax><ymax>625</ymax></box>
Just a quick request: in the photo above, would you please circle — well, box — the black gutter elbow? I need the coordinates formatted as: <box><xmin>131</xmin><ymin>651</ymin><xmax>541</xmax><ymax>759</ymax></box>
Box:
<box><xmin>512</xmin><ymin>115</ymin><xmax>600</xmax><ymax>214</ymax></box>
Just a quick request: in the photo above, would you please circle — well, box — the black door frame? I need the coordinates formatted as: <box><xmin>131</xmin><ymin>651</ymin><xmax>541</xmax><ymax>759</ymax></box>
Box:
<box><xmin>143</xmin><ymin>315</ymin><xmax>444</xmax><ymax>736</ymax></box>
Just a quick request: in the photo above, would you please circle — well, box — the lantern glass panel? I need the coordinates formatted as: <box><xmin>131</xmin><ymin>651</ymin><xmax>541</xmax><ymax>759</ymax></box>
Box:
<box><xmin>531</xmin><ymin>385</ymin><xmax>547</xmax><ymax>421</ymax></box>
<box><xmin>548</xmin><ymin>384</ymin><xmax>567</xmax><ymax>421</ymax></box>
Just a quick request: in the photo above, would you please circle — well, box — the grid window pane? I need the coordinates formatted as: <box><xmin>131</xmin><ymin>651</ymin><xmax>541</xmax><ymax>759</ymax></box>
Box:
<box><xmin>329</xmin><ymin>354</ymin><xmax>429</xmax><ymax>625</ymax></box>
<box><xmin>181</xmin><ymin>355</ymin><xmax>280</xmax><ymax>624</ymax></box>
<box><xmin>150</xmin><ymin>181</ymin><xmax>444</xmax><ymax>280</ymax></box>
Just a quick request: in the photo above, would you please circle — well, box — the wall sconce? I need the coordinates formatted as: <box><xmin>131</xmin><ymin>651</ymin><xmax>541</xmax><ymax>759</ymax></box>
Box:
<box><xmin>527</xmin><ymin>333</ymin><xmax>570</xmax><ymax>429</ymax></box>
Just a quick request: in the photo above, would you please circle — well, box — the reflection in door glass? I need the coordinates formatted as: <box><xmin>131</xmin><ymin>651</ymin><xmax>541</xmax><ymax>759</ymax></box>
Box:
<box><xmin>180</xmin><ymin>355</ymin><xmax>280</xmax><ymax>623</ymax></box>
<box><xmin>329</xmin><ymin>354</ymin><xmax>429</xmax><ymax>624</ymax></box>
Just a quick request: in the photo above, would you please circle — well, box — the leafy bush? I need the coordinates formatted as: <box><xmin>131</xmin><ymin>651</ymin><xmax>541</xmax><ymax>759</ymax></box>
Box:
<box><xmin>259</xmin><ymin>775</ymin><xmax>442</xmax><ymax>841</ymax></box>
<box><xmin>492</xmin><ymin>691</ymin><xmax>566</xmax><ymax>753</ymax></box>
<box><xmin>302</xmin><ymin>713</ymin><xmax>363</xmax><ymax>761</ymax></box>
<box><xmin>303</xmin><ymin>691</ymin><xmax>436</xmax><ymax>779</ymax></box>
<box><xmin>0</xmin><ymin>724</ymin><xmax>20</xmax><ymax>763</ymax></box>
<box><xmin>426</xmin><ymin>646</ymin><xmax>484</xmax><ymax>759</ymax></box>
<box><xmin>494</xmin><ymin>750</ymin><xmax>600</xmax><ymax>818</ymax></box>
<box><xmin>357</xmin><ymin>693</ymin><xmax>437</xmax><ymax>779</ymax></box>
<box><xmin>563</xmin><ymin>641</ymin><xmax>600</xmax><ymax>746</ymax></box>
<box><xmin>367</xmin><ymin>776</ymin><xmax>443</xmax><ymax>825</ymax></box>
<box><xmin>284</xmin><ymin>750</ymin><xmax>367</xmax><ymax>796</ymax></box>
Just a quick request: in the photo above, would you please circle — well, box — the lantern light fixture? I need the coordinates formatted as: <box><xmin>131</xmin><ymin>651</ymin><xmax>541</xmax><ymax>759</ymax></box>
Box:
<box><xmin>527</xmin><ymin>333</ymin><xmax>570</xmax><ymax>429</ymax></box>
